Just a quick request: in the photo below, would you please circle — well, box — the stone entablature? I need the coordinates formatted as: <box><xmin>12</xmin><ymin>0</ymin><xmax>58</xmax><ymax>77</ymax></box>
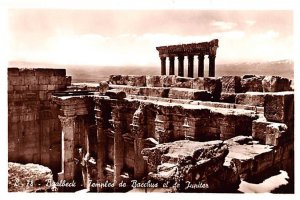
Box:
<box><xmin>156</xmin><ymin>39</ymin><xmax>218</xmax><ymax>57</ymax></box>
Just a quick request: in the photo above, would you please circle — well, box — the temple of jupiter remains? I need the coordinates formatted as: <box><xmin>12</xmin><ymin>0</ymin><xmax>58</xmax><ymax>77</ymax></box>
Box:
<box><xmin>8</xmin><ymin>39</ymin><xmax>294</xmax><ymax>193</ymax></box>
<box><xmin>156</xmin><ymin>39</ymin><xmax>218</xmax><ymax>77</ymax></box>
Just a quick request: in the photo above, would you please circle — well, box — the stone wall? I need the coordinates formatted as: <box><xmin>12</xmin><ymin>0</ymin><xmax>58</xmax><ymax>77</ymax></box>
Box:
<box><xmin>87</xmin><ymin>96</ymin><xmax>261</xmax><ymax>191</ymax></box>
<box><xmin>108</xmin><ymin>75</ymin><xmax>292</xmax><ymax>104</ymax></box>
<box><xmin>8</xmin><ymin>68</ymin><xmax>71</xmax><ymax>175</ymax></box>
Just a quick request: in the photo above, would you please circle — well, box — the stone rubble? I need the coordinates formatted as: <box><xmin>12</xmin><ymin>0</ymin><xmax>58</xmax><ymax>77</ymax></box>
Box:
<box><xmin>8</xmin><ymin>162</ymin><xmax>55</xmax><ymax>192</ymax></box>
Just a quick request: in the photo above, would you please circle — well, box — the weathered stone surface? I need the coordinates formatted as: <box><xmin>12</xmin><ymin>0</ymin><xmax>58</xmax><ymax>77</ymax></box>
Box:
<box><xmin>193</xmin><ymin>77</ymin><xmax>221</xmax><ymax>100</ymax></box>
<box><xmin>235</xmin><ymin>92</ymin><xmax>265</xmax><ymax>107</ymax></box>
<box><xmin>264</xmin><ymin>92</ymin><xmax>294</xmax><ymax>123</ymax></box>
<box><xmin>262</xmin><ymin>76</ymin><xmax>292</xmax><ymax>92</ymax></box>
<box><xmin>173</xmin><ymin>77</ymin><xmax>193</xmax><ymax>88</ymax></box>
<box><xmin>8</xmin><ymin>162</ymin><xmax>55</xmax><ymax>192</ymax></box>
<box><xmin>66</xmin><ymin>76</ymin><xmax>72</xmax><ymax>86</ymax></box>
<box><xmin>106</xmin><ymin>89</ymin><xmax>126</xmax><ymax>100</ymax></box>
<box><xmin>53</xmin><ymin>69</ymin><xmax>66</xmax><ymax>76</ymax></box>
<box><xmin>146</xmin><ymin>75</ymin><xmax>163</xmax><ymax>87</ymax></box>
<box><xmin>224</xmin><ymin>135</ymin><xmax>253</xmax><ymax>146</ymax></box>
<box><xmin>139</xmin><ymin>87</ymin><xmax>169</xmax><ymax>98</ymax></box>
<box><xmin>98</xmin><ymin>81</ymin><xmax>109</xmax><ymax>94</ymax></box>
<box><xmin>220</xmin><ymin>76</ymin><xmax>241</xmax><ymax>93</ymax></box>
<box><xmin>142</xmin><ymin>140</ymin><xmax>228</xmax><ymax>192</ymax></box>
<box><xmin>9</xmin><ymin>76</ymin><xmax>24</xmax><ymax>85</ymax></box>
<box><xmin>8</xmin><ymin>68</ymin><xmax>20</xmax><ymax>76</ymax></box>
<box><xmin>224</xmin><ymin>139</ymin><xmax>274</xmax><ymax>180</ymax></box>
<box><xmin>8</xmin><ymin>68</ymin><xmax>70</xmax><ymax>175</ymax></box>
<box><xmin>34</xmin><ymin>68</ymin><xmax>58</xmax><ymax>76</ymax></box>
<box><xmin>219</xmin><ymin>93</ymin><xmax>236</xmax><ymax>103</ymax></box>
<box><xmin>252</xmin><ymin>117</ymin><xmax>288</xmax><ymax>145</ymax></box>
<box><xmin>109</xmin><ymin>85</ymin><xmax>140</xmax><ymax>96</ymax></box>
<box><xmin>109</xmin><ymin>75</ymin><xmax>128</xmax><ymax>85</ymax></box>
<box><xmin>240</xmin><ymin>75</ymin><xmax>264</xmax><ymax>92</ymax></box>
<box><xmin>225</xmin><ymin>136</ymin><xmax>293</xmax><ymax>191</ymax></box>
<box><xmin>265</xmin><ymin>123</ymin><xmax>288</xmax><ymax>146</ymax></box>
<box><xmin>109</xmin><ymin>75</ymin><xmax>146</xmax><ymax>87</ymax></box>
<box><xmin>160</xmin><ymin>75</ymin><xmax>176</xmax><ymax>87</ymax></box>
<box><xmin>127</xmin><ymin>75</ymin><xmax>146</xmax><ymax>87</ymax></box>
<box><xmin>24</xmin><ymin>76</ymin><xmax>39</xmax><ymax>85</ymax></box>
<box><xmin>219</xmin><ymin>116</ymin><xmax>236</xmax><ymax>140</ymax></box>
<box><xmin>252</xmin><ymin>118</ymin><xmax>269</xmax><ymax>142</ymax></box>
<box><xmin>168</xmin><ymin>88</ymin><xmax>211</xmax><ymax>101</ymax></box>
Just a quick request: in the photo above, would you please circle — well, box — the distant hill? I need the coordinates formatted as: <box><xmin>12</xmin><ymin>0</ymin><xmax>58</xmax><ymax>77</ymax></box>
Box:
<box><xmin>9</xmin><ymin>60</ymin><xmax>293</xmax><ymax>83</ymax></box>
<box><xmin>216</xmin><ymin>60</ymin><xmax>294</xmax><ymax>80</ymax></box>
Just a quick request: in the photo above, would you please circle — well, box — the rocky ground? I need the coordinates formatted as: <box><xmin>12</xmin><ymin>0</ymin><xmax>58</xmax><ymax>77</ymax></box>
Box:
<box><xmin>141</xmin><ymin>136</ymin><xmax>293</xmax><ymax>193</ymax></box>
<box><xmin>8</xmin><ymin>162</ymin><xmax>55</xmax><ymax>192</ymax></box>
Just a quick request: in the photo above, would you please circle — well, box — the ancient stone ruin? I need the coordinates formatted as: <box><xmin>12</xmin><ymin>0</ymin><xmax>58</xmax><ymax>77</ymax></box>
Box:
<box><xmin>8</xmin><ymin>40</ymin><xmax>294</xmax><ymax>193</ymax></box>
<box><xmin>156</xmin><ymin>39</ymin><xmax>218</xmax><ymax>77</ymax></box>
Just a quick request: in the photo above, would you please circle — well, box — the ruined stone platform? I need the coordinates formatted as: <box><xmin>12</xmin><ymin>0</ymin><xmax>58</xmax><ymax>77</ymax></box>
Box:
<box><xmin>8</xmin><ymin>69</ymin><xmax>294</xmax><ymax>193</ymax></box>
<box><xmin>140</xmin><ymin>135</ymin><xmax>292</xmax><ymax>192</ymax></box>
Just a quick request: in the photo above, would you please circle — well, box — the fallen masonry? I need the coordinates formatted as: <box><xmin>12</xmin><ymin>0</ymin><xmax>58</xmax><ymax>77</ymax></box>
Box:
<box><xmin>142</xmin><ymin>135</ymin><xmax>293</xmax><ymax>192</ymax></box>
<box><xmin>8</xmin><ymin>68</ymin><xmax>294</xmax><ymax>193</ymax></box>
<box><xmin>8</xmin><ymin>162</ymin><xmax>55</xmax><ymax>192</ymax></box>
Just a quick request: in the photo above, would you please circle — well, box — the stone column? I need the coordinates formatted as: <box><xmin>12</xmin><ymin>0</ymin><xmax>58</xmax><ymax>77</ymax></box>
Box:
<box><xmin>95</xmin><ymin>113</ymin><xmax>106</xmax><ymax>192</ymax></box>
<box><xmin>113</xmin><ymin>120</ymin><xmax>124</xmax><ymax>191</ymax></box>
<box><xmin>178</xmin><ymin>56</ymin><xmax>184</xmax><ymax>77</ymax></box>
<box><xmin>169</xmin><ymin>56</ymin><xmax>175</xmax><ymax>75</ymax></box>
<box><xmin>134</xmin><ymin>138</ymin><xmax>145</xmax><ymax>179</ymax></box>
<box><xmin>209</xmin><ymin>55</ymin><xmax>216</xmax><ymax>77</ymax></box>
<box><xmin>188</xmin><ymin>55</ymin><xmax>194</xmax><ymax>78</ymax></box>
<box><xmin>130</xmin><ymin>105</ymin><xmax>146</xmax><ymax>179</ymax></box>
<box><xmin>198</xmin><ymin>54</ymin><xmax>205</xmax><ymax>77</ymax></box>
<box><xmin>112</xmin><ymin>106</ymin><xmax>124</xmax><ymax>191</ymax></box>
<box><xmin>58</xmin><ymin>116</ymin><xmax>76</xmax><ymax>183</ymax></box>
<box><xmin>160</xmin><ymin>57</ymin><xmax>166</xmax><ymax>75</ymax></box>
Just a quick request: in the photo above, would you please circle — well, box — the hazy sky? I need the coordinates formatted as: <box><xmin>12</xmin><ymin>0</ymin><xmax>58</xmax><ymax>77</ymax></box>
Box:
<box><xmin>8</xmin><ymin>9</ymin><xmax>293</xmax><ymax>66</ymax></box>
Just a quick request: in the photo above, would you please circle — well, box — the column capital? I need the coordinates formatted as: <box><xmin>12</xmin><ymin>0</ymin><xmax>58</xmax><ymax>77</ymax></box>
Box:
<box><xmin>209</xmin><ymin>46</ymin><xmax>218</xmax><ymax>56</ymax></box>
<box><xmin>58</xmin><ymin>115</ymin><xmax>76</xmax><ymax>127</ymax></box>
<box><xmin>177</xmin><ymin>55</ymin><xmax>184</xmax><ymax>60</ymax></box>
<box><xmin>95</xmin><ymin>117</ymin><xmax>104</xmax><ymax>127</ymax></box>
<box><xmin>160</xmin><ymin>56</ymin><xmax>166</xmax><ymax>61</ymax></box>
<box><xmin>198</xmin><ymin>54</ymin><xmax>205</xmax><ymax>59</ymax></box>
<box><xmin>209</xmin><ymin>54</ymin><xmax>216</xmax><ymax>59</ymax></box>
<box><xmin>111</xmin><ymin>106</ymin><xmax>122</xmax><ymax>121</ymax></box>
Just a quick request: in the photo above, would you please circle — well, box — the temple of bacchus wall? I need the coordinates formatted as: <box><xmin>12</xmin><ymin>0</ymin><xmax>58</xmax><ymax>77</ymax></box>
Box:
<box><xmin>8</xmin><ymin>68</ymin><xmax>71</xmax><ymax>176</ymax></box>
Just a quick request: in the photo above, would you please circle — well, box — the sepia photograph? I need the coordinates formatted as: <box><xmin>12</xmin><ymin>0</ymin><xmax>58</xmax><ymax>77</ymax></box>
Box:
<box><xmin>4</xmin><ymin>0</ymin><xmax>296</xmax><ymax>195</ymax></box>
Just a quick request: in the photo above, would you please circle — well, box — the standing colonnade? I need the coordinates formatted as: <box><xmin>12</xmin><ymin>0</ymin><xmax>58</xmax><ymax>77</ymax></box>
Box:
<box><xmin>156</xmin><ymin>39</ymin><xmax>218</xmax><ymax>78</ymax></box>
